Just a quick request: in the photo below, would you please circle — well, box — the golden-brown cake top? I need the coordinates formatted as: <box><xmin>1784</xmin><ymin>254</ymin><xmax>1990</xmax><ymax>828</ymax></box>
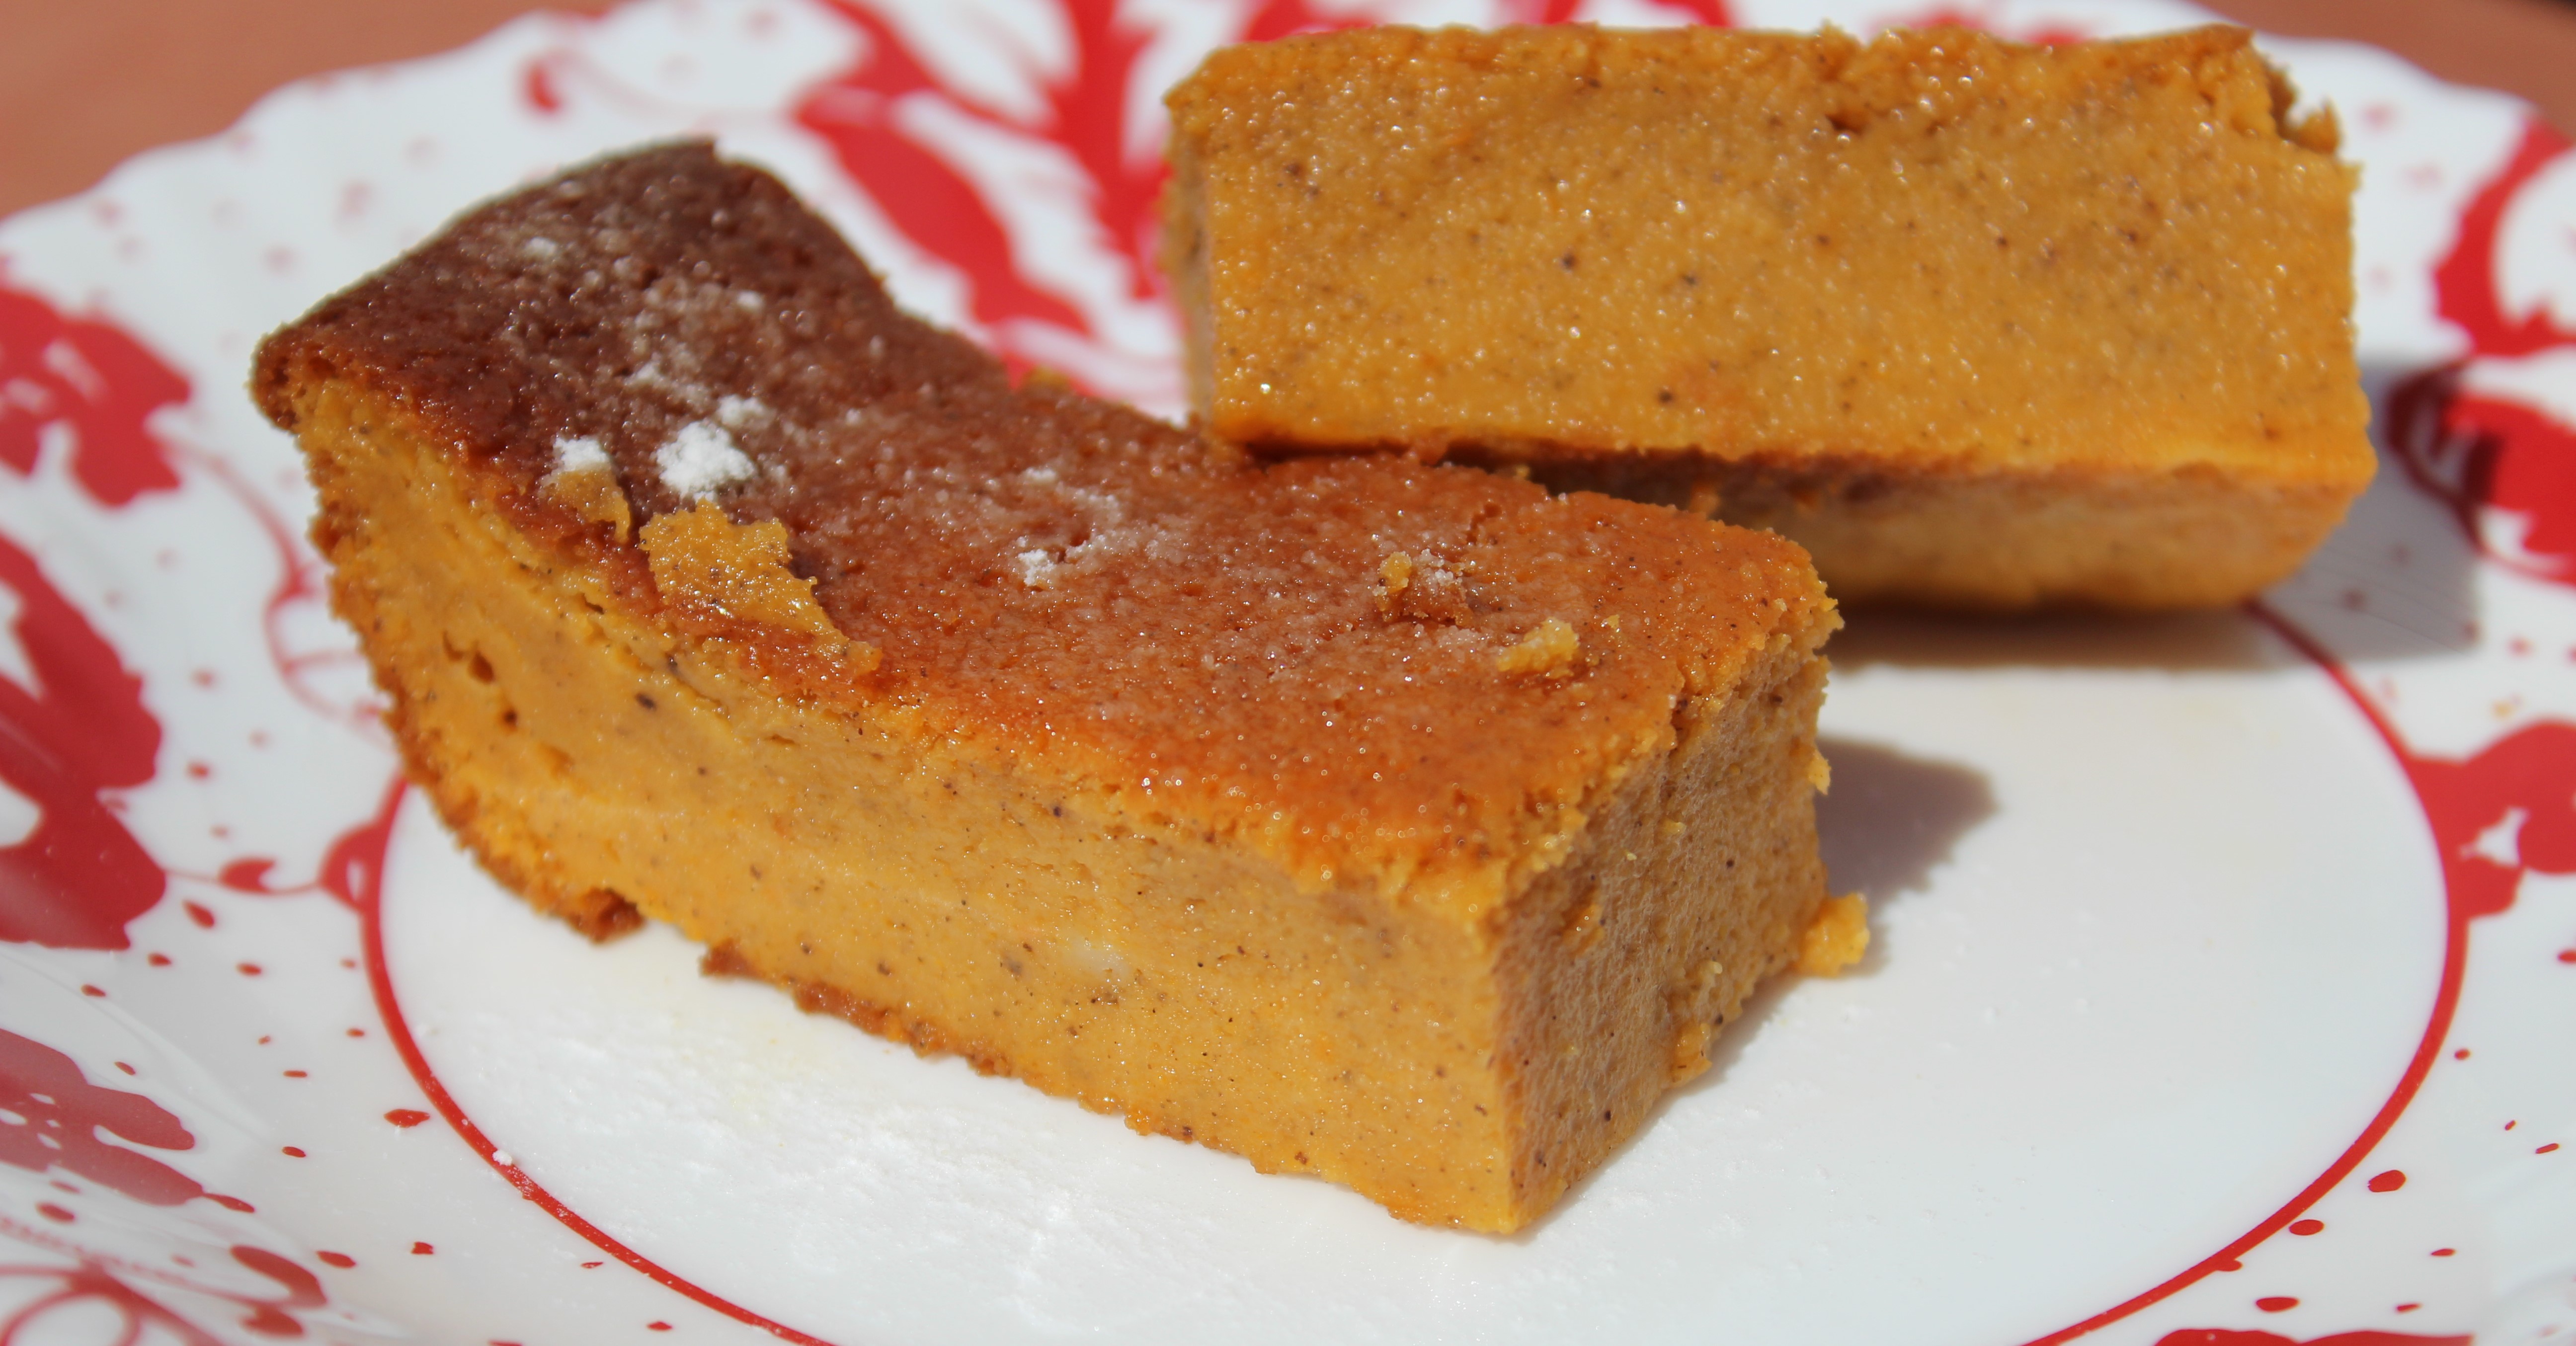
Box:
<box><xmin>254</xmin><ymin>144</ymin><xmax>1834</xmax><ymax>914</ymax></box>
<box><xmin>1163</xmin><ymin>23</ymin><xmax>2368</xmax><ymax>482</ymax></box>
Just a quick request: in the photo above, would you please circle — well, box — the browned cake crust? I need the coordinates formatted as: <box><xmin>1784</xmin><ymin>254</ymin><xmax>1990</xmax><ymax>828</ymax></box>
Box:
<box><xmin>253</xmin><ymin>144</ymin><xmax>1843</xmax><ymax>1230</ymax></box>
<box><xmin>1163</xmin><ymin>24</ymin><xmax>2376</xmax><ymax>609</ymax></box>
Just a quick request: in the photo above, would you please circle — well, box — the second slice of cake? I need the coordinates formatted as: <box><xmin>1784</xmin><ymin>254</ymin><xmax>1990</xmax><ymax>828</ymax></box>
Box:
<box><xmin>253</xmin><ymin>144</ymin><xmax>1844</xmax><ymax>1232</ymax></box>
<box><xmin>1163</xmin><ymin>24</ymin><xmax>2375</xmax><ymax>609</ymax></box>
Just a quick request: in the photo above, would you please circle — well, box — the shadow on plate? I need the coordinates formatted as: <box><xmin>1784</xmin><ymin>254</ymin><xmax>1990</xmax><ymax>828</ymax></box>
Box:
<box><xmin>2262</xmin><ymin>362</ymin><xmax>2488</xmax><ymax>661</ymax></box>
<box><xmin>1825</xmin><ymin>605</ymin><xmax>2288</xmax><ymax>673</ymax></box>
<box><xmin>1813</xmin><ymin>737</ymin><xmax>1995</xmax><ymax>979</ymax></box>
<box><xmin>1522</xmin><ymin>364</ymin><xmax>2487</xmax><ymax>1238</ymax></box>
<box><xmin>1521</xmin><ymin>738</ymin><xmax>1994</xmax><ymax>1237</ymax></box>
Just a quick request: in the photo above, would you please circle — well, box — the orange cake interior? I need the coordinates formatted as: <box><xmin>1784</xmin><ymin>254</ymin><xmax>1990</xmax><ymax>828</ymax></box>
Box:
<box><xmin>252</xmin><ymin>144</ymin><xmax>1849</xmax><ymax>1232</ymax></box>
<box><xmin>1163</xmin><ymin>23</ymin><xmax>2375</xmax><ymax>609</ymax></box>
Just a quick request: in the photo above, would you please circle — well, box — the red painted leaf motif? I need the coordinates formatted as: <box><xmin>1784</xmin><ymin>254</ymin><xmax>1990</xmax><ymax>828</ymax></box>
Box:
<box><xmin>797</xmin><ymin>0</ymin><xmax>1383</xmax><ymax>364</ymax></box>
<box><xmin>314</xmin><ymin>775</ymin><xmax>405</xmax><ymax>911</ymax></box>
<box><xmin>2384</xmin><ymin>368</ymin><xmax>2576</xmax><ymax>585</ymax></box>
<box><xmin>525</xmin><ymin>55</ymin><xmax>565</xmax><ymax>114</ymax></box>
<box><xmin>1048</xmin><ymin>0</ymin><xmax>1164</xmax><ymax>294</ymax></box>
<box><xmin>0</xmin><ymin>285</ymin><xmax>185</xmax><ymax>507</ymax></box>
<box><xmin>798</xmin><ymin>4</ymin><xmax>1092</xmax><ymax>339</ymax></box>
<box><xmin>0</xmin><ymin>1028</ymin><xmax>201</xmax><ymax>1205</ymax></box>
<box><xmin>2446</xmin><ymin>394</ymin><xmax>2576</xmax><ymax>579</ymax></box>
<box><xmin>1522</xmin><ymin>0</ymin><xmax>1585</xmax><ymax>25</ymax></box>
<box><xmin>0</xmin><ymin>1241</ymin><xmax>337</xmax><ymax>1344</ymax></box>
<box><xmin>2433</xmin><ymin>120</ymin><xmax>2576</xmax><ymax>359</ymax></box>
<box><xmin>201</xmin><ymin>775</ymin><xmax>402</xmax><ymax>908</ymax></box>
<box><xmin>0</xmin><ymin>1260</ymin><xmax>227</xmax><ymax>1346</ymax></box>
<box><xmin>0</xmin><ymin>532</ymin><xmax>165</xmax><ymax>950</ymax></box>
<box><xmin>0</xmin><ymin>1038</ymin><xmax>332</xmax><ymax>1338</ymax></box>
<box><xmin>185</xmin><ymin>446</ymin><xmax>371</xmax><ymax>729</ymax></box>
<box><xmin>227</xmin><ymin>1245</ymin><xmax>326</xmax><ymax>1338</ymax></box>
<box><xmin>0</xmin><ymin>289</ymin><xmax>182</xmax><ymax>948</ymax></box>
<box><xmin>218</xmin><ymin>858</ymin><xmax>279</xmax><ymax>892</ymax></box>
<box><xmin>2405</xmin><ymin>720</ymin><xmax>2576</xmax><ymax>921</ymax></box>
<box><xmin>1648</xmin><ymin>0</ymin><xmax>1735</xmax><ymax>22</ymax></box>
<box><xmin>2382</xmin><ymin>118</ymin><xmax>2576</xmax><ymax>585</ymax></box>
<box><xmin>1500</xmin><ymin>0</ymin><xmax>1735</xmax><ymax>21</ymax></box>
<box><xmin>1238</xmin><ymin>0</ymin><xmax>1368</xmax><ymax>43</ymax></box>
<box><xmin>2155</xmin><ymin>1332</ymin><xmax>2470</xmax><ymax>1346</ymax></box>
<box><xmin>1883</xmin><ymin>5</ymin><xmax>2091</xmax><ymax>43</ymax></box>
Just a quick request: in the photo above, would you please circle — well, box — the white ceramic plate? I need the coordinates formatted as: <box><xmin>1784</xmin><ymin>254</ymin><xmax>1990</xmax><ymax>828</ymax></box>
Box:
<box><xmin>1</xmin><ymin>1</ymin><xmax>2571</xmax><ymax>1342</ymax></box>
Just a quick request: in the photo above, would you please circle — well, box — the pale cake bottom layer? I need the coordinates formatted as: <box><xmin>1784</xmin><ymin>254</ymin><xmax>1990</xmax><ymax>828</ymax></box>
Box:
<box><xmin>302</xmin><ymin>382</ymin><xmax>1835</xmax><ymax>1231</ymax></box>
<box><xmin>1507</xmin><ymin>450</ymin><xmax>2365</xmax><ymax>611</ymax></box>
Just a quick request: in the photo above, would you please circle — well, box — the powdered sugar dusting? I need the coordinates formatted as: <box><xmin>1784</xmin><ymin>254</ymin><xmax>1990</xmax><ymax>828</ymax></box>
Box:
<box><xmin>653</xmin><ymin>421</ymin><xmax>755</xmax><ymax>499</ymax></box>
<box><xmin>550</xmin><ymin>434</ymin><xmax>610</xmax><ymax>475</ymax></box>
<box><xmin>716</xmin><ymin>395</ymin><xmax>769</xmax><ymax>431</ymax></box>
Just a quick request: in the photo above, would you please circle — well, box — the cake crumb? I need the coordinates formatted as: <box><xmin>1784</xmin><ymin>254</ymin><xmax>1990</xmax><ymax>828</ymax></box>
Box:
<box><xmin>1377</xmin><ymin>552</ymin><xmax>1414</xmax><ymax>613</ymax></box>
<box><xmin>641</xmin><ymin>501</ymin><xmax>862</xmax><ymax>665</ymax></box>
<box><xmin>1495</xmin><ymin>617</ymin><xmax>1580</xmax><ymax>676</ymax></box>
<box><xmin>1664</xmin><ymin>957</ymin><xmax>1730</xmax><ymax>1079</ymax></box>
<box><xmin>1796</xmin><ymin>893</ymin><xmax>1869</xmax><ymax>975</ymax></box>
<box><xmin>540</xmin><ymin>436</ymin><xmax>631</xmax><ymax>541</ymax></box>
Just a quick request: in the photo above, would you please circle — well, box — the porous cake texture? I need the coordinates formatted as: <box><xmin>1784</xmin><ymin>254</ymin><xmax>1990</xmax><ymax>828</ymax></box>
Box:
<box><xmin>253</xmin><ymin>145</ymin><xmax>1846</xmax><ymax>1231</ymax></box>
<box><xmin>1163</xmin><ymin>24</ymin><xmax>2375</xmax><ymax>609</ymax></box>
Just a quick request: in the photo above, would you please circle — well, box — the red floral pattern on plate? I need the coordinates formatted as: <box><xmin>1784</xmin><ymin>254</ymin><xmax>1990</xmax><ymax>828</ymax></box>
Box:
<box><xmin>0</xmin><ymin>1231</ymin><xmax>331</xmax><ymax>1345</ymax></box>
<box><xmin>0</xmin><ymin>283</ymin><xmax>353</xmax><ymax>1343</ymax></box>
<box><xmin>0</xmin><ymin>1</ymin><xmax>2569</xmax><ymax>1341</ymax></box>
<box><xmin>0</xmin><ymin>284</ymin><xmax>183</xmax><ymax>951</ymax></box>
<box><xmin>0</xmin><ymin>1028</ymin><xmax>203</xmax><ymax>1207</ymax></box>
<box><xmin>2387</xmin><ymin>121</ymin><xmax>2576</xmax><ymax>587</ymax></box>
<box><xmin>0</xmin><ymin>532</ymin><xmax>164</xmax><ymax>951</ymax></box>
<box><xmin>2153</xmin><ymin>1331</ymin><xmax>2470</xmax><ymax>1346</ymax></box>
<box><xmin>0</xmin><ymin>285</ymin><xmax>184</xmax><ymax>507</ymax></box>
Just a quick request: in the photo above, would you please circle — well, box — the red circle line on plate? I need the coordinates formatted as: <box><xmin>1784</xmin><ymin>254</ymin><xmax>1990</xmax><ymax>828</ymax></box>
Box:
<box><xmin>349</xmin><ymin>603</ymin><xmax>2465</xmax><ymax>1346</ymax></box>
<box><xmin>352</xmin><ymin>778</ymin><xmax>836</xmax><ymax>1346</ymax></box>
<box><xmin>2018</xmin><ymin>601</ymin><xmax>2472</xmax><ymax>1346</ymax></box>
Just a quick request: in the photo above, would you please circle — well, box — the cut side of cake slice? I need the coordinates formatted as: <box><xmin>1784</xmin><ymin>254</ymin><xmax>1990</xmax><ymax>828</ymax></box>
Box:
<box><xmin>1162</xmin><ymin>24</ymin><xmax>2375</xmax><ymax>610</ymax></box>
<box><xmin>252</xmin><ymin>144</ymin><xmax>1845</xmax><ymax>1232</ymax></box>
